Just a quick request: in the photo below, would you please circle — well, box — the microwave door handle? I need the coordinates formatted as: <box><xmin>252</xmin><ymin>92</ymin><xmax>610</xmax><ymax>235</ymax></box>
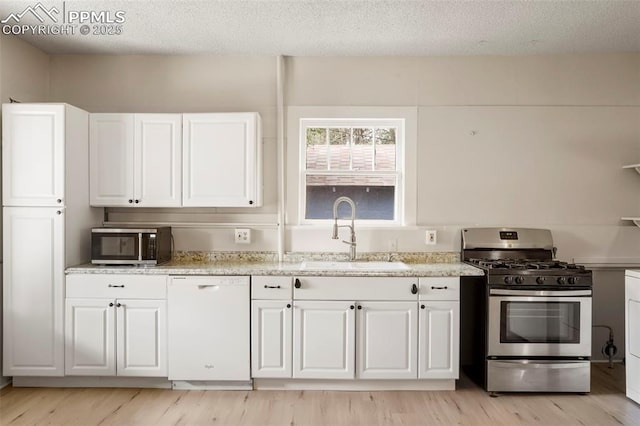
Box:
<box><xmin>138</xmin><ymin>232</ymin><xmax>143</xmax><ymax>261</ymax></box>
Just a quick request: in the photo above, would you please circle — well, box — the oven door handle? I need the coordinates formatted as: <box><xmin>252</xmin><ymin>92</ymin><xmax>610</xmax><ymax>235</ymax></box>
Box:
<box><xmin>489</xmin><ymin>289</ymin><xmax>592</xmax><ymax>297</ymax></box>
<box><xmin>490</xmin><ymin>360</ymin><xmax>588</xmax><ymax>370</ymax></box>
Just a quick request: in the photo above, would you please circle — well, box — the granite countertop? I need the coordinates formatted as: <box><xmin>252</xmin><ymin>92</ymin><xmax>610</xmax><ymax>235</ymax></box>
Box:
<box><xmin>66</xmin><ymin>252</ymin><xmax>484</xmax><ymax>278</ymax></box>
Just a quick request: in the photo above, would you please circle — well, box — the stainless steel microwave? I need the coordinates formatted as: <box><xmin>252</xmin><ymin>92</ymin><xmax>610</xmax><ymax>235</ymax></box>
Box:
<box><xmin>91</xmin><ymin>227</ymin><xmax>172</xmax><ymax>265</ymax></box>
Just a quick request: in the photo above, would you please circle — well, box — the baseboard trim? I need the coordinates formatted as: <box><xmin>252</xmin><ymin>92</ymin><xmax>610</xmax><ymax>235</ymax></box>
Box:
<box><xmin>12</xmin><ymin>376</ymin><xmax>172</xmax><ymax>389</ymax></box>
<box><xmin>253</xmin><ymin>378</ymin><xmax>456</xmax><ymax>391</ymax></box>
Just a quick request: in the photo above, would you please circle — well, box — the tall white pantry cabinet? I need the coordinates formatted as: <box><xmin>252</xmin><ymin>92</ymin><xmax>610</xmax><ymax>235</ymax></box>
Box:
<box><xmin>2</xmin><ymin>103</ymin><xmax>101</xmax><ymax>376</ymax></box>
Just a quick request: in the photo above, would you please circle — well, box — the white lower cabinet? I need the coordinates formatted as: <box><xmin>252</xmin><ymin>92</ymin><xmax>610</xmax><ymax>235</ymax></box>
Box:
<box><xmin>418</xmin><ymin>277</ymin><xmax>460</xmax><ymax>380</ymax></box>
<box><xmin>65</xmin><ymin>274</ymin><xmax>168</xmax><ymax>377</ymax></box>
<box><xmin>293</xmin><ymin>301</ymin><xmax>356</xmax><ymax>379</ymax></box>
<box><xmin>65</xmin><ymin>298</ymin><xmax>167</xmax><ymax>377</ymax></box>
<box><xmin>65</xmin><ymin>299</ymin><xmax>115</xmax><ymax>376</ymax></box>
<box><xmin>252</xmin><ymin>275</ymin><xmax>460</xmax><ymax>386</ymax></box>
<box><xmin>418</xmin><ymin>301</ymin><xmax>460</xmax><ymax>379</ymax></box>
<box><xmin>251</xmin><ymin>300</ymin><xmax>293</xmax><ymax>378</ymax></box>
<box><xmin>626</xmin><ymin>270</ymin><xmax>640</xmax><ymax>404</ymax></box>
<box><xmin>3</xmin><ymin>207</ymin><xmax>65</xmax><ymax>376</ymax></box>
<box><xmin>357</xmin><ymin>302</ymin><xmax>418</xmax><ymax>379</ymax></box>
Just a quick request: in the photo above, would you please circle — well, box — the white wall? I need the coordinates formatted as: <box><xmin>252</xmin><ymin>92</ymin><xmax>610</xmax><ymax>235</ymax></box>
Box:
<box><xmin>20</xmin><ymin>49</ymin><xmax>640</xmax><ymax>361</ymax></box>
<box><xmin>0</xmin><ymin>33</ymin><xmax>51</xmax><ymax>387</ymax></box>
<box><xmin>48</xmin><ymin>54</ymin><xmax>280</xmax><ymax>251</ymax></box>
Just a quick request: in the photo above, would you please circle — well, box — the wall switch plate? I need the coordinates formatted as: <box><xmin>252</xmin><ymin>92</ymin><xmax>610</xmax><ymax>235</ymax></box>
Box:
<box><xmin>235</xmin><ymin>228</ymin><xmax>251</xmax><ymax>244</ymax></box>
<box><xmin>426</xmin><ymin>230</ymin><xmax>437</xmax><ymax>245</ymax></box>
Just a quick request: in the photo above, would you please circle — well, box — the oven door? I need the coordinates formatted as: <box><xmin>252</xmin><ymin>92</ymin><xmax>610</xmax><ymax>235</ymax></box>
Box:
<box><xmin>488</xmin><ymin>289</ymin><xmax>592</xmax><ymax>357</ymax></box>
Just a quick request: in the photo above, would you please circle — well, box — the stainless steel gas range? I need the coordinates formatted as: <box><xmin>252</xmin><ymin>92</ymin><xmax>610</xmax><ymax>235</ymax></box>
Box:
<box><xmin>460</xmin><ymin>227</ymin><xmax>593</xmax><ymax>394</ymax></box>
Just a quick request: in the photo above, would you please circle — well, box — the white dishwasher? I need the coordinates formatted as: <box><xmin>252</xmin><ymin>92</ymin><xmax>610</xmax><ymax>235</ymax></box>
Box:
<box><xmin>168</xmin><ymin>276</ymin><xmax>250</xmax><ymax>381</ymax></box>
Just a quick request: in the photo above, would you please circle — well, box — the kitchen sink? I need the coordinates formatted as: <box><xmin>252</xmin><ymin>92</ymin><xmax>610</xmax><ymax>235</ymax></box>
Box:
<box><xmin>299</xmin><ymin>261</ymin><xmax>410</xmax><ymax>271</ymax></box>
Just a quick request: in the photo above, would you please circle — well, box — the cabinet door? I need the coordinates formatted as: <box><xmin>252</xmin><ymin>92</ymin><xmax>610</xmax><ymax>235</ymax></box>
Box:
<box><xmin>134</xmin><ymin>114</ymin><xmax>182</xmax><ymax>207</ymax></box>
<box><xmin>3</xmin><ymin>207</ymin><xmax>64</xmax><ymax>376</ymax></box>
<box><xmin>116</xmin><ymin>299</ymin><xmax>167</xmax><ymax>377</ymax></box>
<box><xmin>90</xmin><ymin>114</ymin><xmax>134</xmax><ymax>206</ymax></box>
<box><xmin>2</xmin><ymin>104</ymin><xmax>65</xmax><ymax>206</ymax></box>
<box><xmin>418</xmin><ymin>301</ymin><xmax>460</xmax><ymax>379</ymax></box>
<box><xmin>182</xmin><ymin>113</ymin><xmax>261</xmax><ymax>207</ymax></box>
<box><xmin>626</xmin><ymin>275</ymin><xmax>640</xmax><ymax>403</ymax></box>
<box><xmin>293</xmin><ymin>301</ymin><xmax>355</xmax><ymax>379</ymax></box>
<box><xmin>65</xmin><ymin>299</ymin><xmax>116</xmax><ymax>376</ymax></box>
<box><xmin>251</xmin><ymin>300</ymin><xmax>292</xmax><ymax>378</ymax></box>
<box><xmin>357</xmin><ymin>301</ymin><xmax>418</xmax><ymax>379</ymax></box>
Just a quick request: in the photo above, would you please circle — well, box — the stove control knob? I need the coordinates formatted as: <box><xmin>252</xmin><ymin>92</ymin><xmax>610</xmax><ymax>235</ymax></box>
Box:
<box><xmin>536</xmin><ymin>277</ymin><xmax>546</xmax><ymax>284</ymax></box>
<box><xmin>557</xmin><ymin>277</ymin><xmax>566</xmax><ymax>285</ymax></box>
<box><xmin>514</xmin><ymin>276</ymin><xmax>524</xmax><ymax>284</ymax></box>
<box><xmin>568</xmin><ymin>277</ymin><xmax>578</xmax><ymax>285</ymax></box>
<box><xmin>504</xmin><ymin>276</ymin><xmax>513</xmax><ymax>284</ymax></box>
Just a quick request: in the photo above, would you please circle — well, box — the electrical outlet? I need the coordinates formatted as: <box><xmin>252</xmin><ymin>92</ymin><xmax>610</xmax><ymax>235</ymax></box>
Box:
<box><xmin>235</xmin><ymin>228</ymin><xmax>251</xmax><ymax>244</ymax></box>
<box><xmin>426</xmin><ymin>230</ymin><xmax>437</xmax><ymax>245</ymax></box>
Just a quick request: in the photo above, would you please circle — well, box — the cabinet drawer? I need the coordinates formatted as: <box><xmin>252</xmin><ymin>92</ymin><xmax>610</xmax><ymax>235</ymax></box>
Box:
<box><xmin>419</xmin><ymin>277</ymin><xmax>460</xmax><ymax>301</ymax></box>
<box><xmin>252</xmin><ymin>276</ymin><xmax>292</xmax><ymax>300</ymax></box>
<box><xmin>294</xmin><ymin>276</ymin><xmax>417</xmax><ymax>301</ymax></box>
<box><xmin>66</xmin><ymin>274</ymin><xmax>167</xmax><ymax>299</ymax></box>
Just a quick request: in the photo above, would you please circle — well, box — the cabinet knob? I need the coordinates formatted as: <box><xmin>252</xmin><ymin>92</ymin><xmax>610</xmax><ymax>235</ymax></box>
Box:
<box><xmin>56</xmin><ymin>210</ymin><xmax>62</xmax><ymax>215</ymax></box>
<box><xmin>56</xmin><ymin>198</ymin><xmax>62</xmax><ymax>204</ymax></box>
<box><xmin>294</xmin><ymin>278</ymin><xmax>301</xmax><ymax>289</ymax></box>
<box><xmin>116</xmin><ymin>303</ymin><xmax>122</xmax><ymax>308</ymax></box>
<box><xmin>128</xmin><ymin>199</ymin><xmax>133</xmax><ymax>204</ymax></box>
<box><xmin>421</xmin><ymin>304</ymin><xmax>425</xmax><ymax>309</ymax></box>
<box><xmin>411</xmin><ymin>284</ymin><xmax>418</xmax><ymax>294</ymax></box>
<box><xmin>350</xmin><ymin>305</ymin><xmax>355</xmax><ymax>310</ymax></box>
<box><xmin>357</xmin><ymin>305</ymin><xmax>362</xmax><ymax>310</ymax></box>
<box><xmin>286</xmin><ymin>303</ymin><xmax>291</xmax><ymax>309</ymax></box>
<box><xmin>135</xmin><ymin>199</ymin><xmax>140</xmax><ymax>204</ymax></box>
<box><xmin>249</xmin><ymin>200</ymin><xmax>254</xmax><ymax>205</ymax></box>
<box><xmin>109</xmin><ymin>302</ymin><xmax>114</xmax><ymax>307</ymax></box>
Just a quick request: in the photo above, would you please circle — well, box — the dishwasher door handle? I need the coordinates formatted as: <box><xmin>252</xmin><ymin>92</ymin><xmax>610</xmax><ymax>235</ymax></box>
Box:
<box><xmin>197</xmin><ymin>285</ymin><xmax>220</xmax><ymax>290</ymax></box>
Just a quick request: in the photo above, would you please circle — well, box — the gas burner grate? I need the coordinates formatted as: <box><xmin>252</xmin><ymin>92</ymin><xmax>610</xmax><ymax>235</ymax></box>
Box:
<box><xmin>468</xmin><ymin>258</ymin><xmax>586</xmax><ymax>271</ymax></box>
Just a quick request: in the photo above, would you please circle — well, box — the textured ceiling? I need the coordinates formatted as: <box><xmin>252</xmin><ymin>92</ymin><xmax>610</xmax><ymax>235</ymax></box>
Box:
<box><xmin>1</xmin><ymin>0</ymin><xmax>639</xmax><ymax>55</ymax></box>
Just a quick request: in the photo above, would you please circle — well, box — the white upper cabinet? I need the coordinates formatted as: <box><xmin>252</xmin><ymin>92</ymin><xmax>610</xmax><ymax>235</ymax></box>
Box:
<box><xmin>2</xmin><ymin>104</ymin><xmax>65</xmax><ymax>206</ymax></box>
<box><xmin>90</xmin><ymin>113</ymin><xmax>182</xmax><ymax>207</ymax></box>
<box><xmin>90</xmin><ymin>114</ymin><xmax>135</xmax><ymax>206</ymax></box>
<box><xmin>134</xmin><ymin>114</ymin><xmax>182</xmax><ymax>207</ymax></box>
<box><xmin>182</xmin><ymin>113</ymin><xmax>262</xmax><ymax>207</ymax></box>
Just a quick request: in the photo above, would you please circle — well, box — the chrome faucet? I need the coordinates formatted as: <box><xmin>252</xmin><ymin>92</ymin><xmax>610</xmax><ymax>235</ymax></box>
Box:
<box><xmin>332</xmin><ymin>196</ymin><xmax>357</xmax><ymax>261</ymax></box>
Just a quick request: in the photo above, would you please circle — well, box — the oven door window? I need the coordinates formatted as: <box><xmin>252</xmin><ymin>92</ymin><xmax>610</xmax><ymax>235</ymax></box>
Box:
<box><xmin>500</xmin><ymin>301</ymin><xmax>581</xmax><ymax>344</ymax></box>
<box><xmin>92</xmin><ymin>233</ymin><xmax>139</xmax><ymax>261</ymax></box>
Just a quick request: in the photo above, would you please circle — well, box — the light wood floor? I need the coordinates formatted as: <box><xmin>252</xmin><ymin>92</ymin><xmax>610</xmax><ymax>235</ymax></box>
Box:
<box><xmin>1</xmin><ymin>364</ymin><xmax>639</xmax><ymax>425</ymax></box>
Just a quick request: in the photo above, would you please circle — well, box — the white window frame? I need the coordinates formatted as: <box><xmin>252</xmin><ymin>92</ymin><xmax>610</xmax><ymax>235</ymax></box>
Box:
<box><xmin>286</xmin><ymin>107</ymin><xmax>417</xmax><ymax>227</ymax></box>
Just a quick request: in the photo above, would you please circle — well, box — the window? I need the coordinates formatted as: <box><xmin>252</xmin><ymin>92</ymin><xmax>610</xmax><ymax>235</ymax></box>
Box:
<box><xmin>300</xmin><ymin>118</ymin><xmax>405</xmax><ymax>223</ymax></box>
